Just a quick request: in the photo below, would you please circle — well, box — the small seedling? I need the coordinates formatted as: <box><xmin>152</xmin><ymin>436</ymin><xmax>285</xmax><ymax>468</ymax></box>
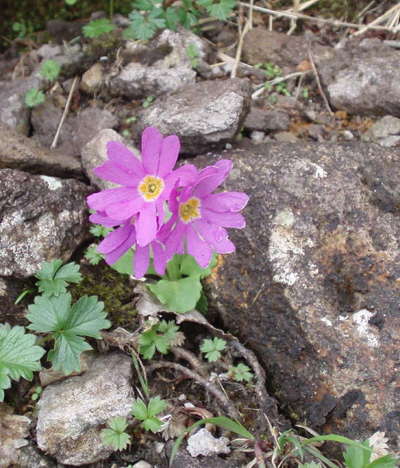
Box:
<box><xmin>229</xmin><ymin>363</ymin><xmax>253</xmax><ymax>382</ymax></box>
<box><xmin>84</xmin><ymin>246</ymin><xmax>103</xmax><ymax>265</ymax></box>
<box><xmin>186</xmin><ymin>43</ymin><xmax>200</xmax><ymax>68</ymax></box>
<box><xmin>200</xmin><ymin>337</ymin><xmax>226</xmax><ymax>362</ymax></box>
<box><xmin>25</xmin><ymin>89</ymin><xmax>45</xmax><ymax>108</ymax></box>
<box><xmin>40</xmin><ymin>59</ymin><xmax>61</xmax><ymax>82</ymax></box>
<box><xmin>90</xmin><ymin>225</ymin><xmax>112</xmax><ymax>238</ymax></box>
<box><xmin>27</xmin><ymin>293</ymin><xmax>111</xmax><ymax>375</ymax></box>
<box><xmin>31</xmin><ymin>385</ymin><xmax>43</xmax><ymax>401</ymax></box>
<box><xmin>131</xmin><ymin>396</ymin><xmax>167</xmax><ymax>433</ymax></box>
<box><xmin>100</xmin><ymin>416</ymin><xmax>131</xmax><ymax>451</ymax></box>
<box><xmin>83</xmin><ymin>18</ymin><xmax>115</xmax><ymax>38</ymax></box>
<box><xmin>142</xmin><ymin>95</ymin><xmax>155</xmax><ymax>108</ymax></box>
<box><xmin>139</xmin><ymin>320</ymin><xmax>179</xmax><ymax>359</ymax></box>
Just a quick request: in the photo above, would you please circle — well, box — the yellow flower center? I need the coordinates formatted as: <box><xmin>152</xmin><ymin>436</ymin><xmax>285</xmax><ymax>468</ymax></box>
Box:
<box><xmin>179</xmin><ymin>197</ymin><xmax>201</xmax><ymax>223</ymax></box>
<box><xmin>138</xmin><ymin>175</ymin><xmax>165</xmax><ymax>202</ymax></box>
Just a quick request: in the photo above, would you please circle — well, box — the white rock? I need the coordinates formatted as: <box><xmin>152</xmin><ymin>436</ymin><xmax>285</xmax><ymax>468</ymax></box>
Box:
<box><xmin>187</xmin><ymin>428</ymin><xmax>230</xmax><ymax>457</ymax></box>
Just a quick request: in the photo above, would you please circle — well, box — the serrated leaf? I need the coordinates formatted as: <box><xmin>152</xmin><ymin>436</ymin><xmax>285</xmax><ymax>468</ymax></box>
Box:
<box><xmin>101</xmin><ymin>417</ymin><xmax>130</xmax><ymax>451</ymax></box>
<box><xmin>142</xmin><ymin>417</ymin><xmax>163</xmax><ymax>432</ymax></box>
<box><xmin>40</xmin><ymin>59</ymin><xmax>61</xmax><ymax>81</ymax></box>
<box><xmin>90</xmin><ymin>225</ymin><xmax>112</xmax><ymax>237</ymax></box>
<box><xmin>0</xmin><ymin>324</ymin><xmax>45</xmax><ymax>401</ymax></box>
<box><xmin>83</xmin><ymin>18</ymin><xmax>115</xmax><ymax>38</ymax></box>
<box><xmin>198</xmin><ymin>0</ymin><xmax>235</xmax><ymax>19</ymax></box>
<box><xmin>138</xmin><ymin>320</ymin><xmax>178</xmax><ymax>359</ymax></box>
<box><xmin>35</xmin><ymin>260</ymin><xmax>82</xmax><ymax>297</ymax></box>
<box><xmin>148</xmin><ymin>276</ymin><xmax>202</xmax><ymax>313</ymax></box>
<box><xmin>109</xmin><ymin>416</ymin><xmax>128</xmax><ymax>432</ymax></box>
<box><xmin>84</xmin><ymin>246</ymin><xmax>103</xmax><ymax>265</ymax></box>
<box><xmin>148</xmin><ymin>396</ymin><xmax>167</xmax><ymax>417</ymax></box>
<box><xmin>229</xmin><ymin>363</ymin><xmax>253</xmax><ymax>382</ymax></box>
<box><xmin>27</xmin><ymin>293</ymin><xmax>110</xmax><ymax>374</ymax></box>
<box><xmin>200</xmin><ymin>337</ymin><xmax>226</xmax><ymax>362</ymax></box>
<box><xmin>25</xmin><ymin>88</ymin><xmax>45</xmax><ymax>108</ymax></box>
<box><xmin>132</xmin><ymin>398</ymin><xmax>148</xmax><ymax>421</ymax></box>
<box><xmin>126</xmin><ymin>10</ymin><xmax>165</xmax><ymax>40</ymax></box>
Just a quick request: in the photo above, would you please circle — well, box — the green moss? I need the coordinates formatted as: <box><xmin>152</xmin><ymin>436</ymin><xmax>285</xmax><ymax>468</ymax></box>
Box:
<box><xmin>70</xmin><ymin>262</ymin><xmax>138</xmax><ymax>330</ymax></box>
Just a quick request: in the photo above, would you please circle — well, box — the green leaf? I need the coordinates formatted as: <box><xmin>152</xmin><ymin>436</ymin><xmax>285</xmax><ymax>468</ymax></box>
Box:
<box><xmin>344</xmin><ymin>442</ymin><xmax>372</xmax><ymax>468</ymax></box>
<box><xmin>65</xmin><ymin>0</ymin><xmax>78</xmax><ymax>5</ymax></box>
<box><xmin>132</xmin><ymin>397</ymin><xmax>167</xmax><ymax>433</ymax></box>
<box><xmin>0</xmin><ymin>324</ymin><xmax>45</xmax><ymax>401</ymax></box>
<box><xmin>198</xmin><ymin>0</ymin><xmax>235</xmax><ymax>19</ymax></box>
<box><xmin>110</xmin><ymin>249</ymin><xmax>134</xmax><ymax>275</ymax></box>
<box><xmin>84</xmin><ymin>246</ymin><xmax>103</xmax><ymax>265</ymax></box>
<box><xmin>90</xmin><ymin>225</ymin><xmax>112</xmax><ymax>238</ymax></box>
<box><xmin>367</xmin><ymin>455</ymin><xmax>399</xmax><ymax>468</ymax></box>
<box><xmin>25</xmin><ymin>88</ymin><xmax>45</xmax><ymax>108</ymax></box>
<box><xmin>139</xmin><ymin>320</ymin><xmax>178</xmax><ymax>359</ymax></box>
<box><xmin>148</xmin><ymin>276</ymin><xmax>202</xmax><ymax>313</ymax></box>
<box><xmin>132</xmin><ymin>0</ymin><xmax>154</xmax><ymax>10</ymax></box>
<box><xmin>179</xmin><ymin>253</ymin><xmax>216</xmax><ymax>279</ymax></box>
<box><xmin>131</xmin><ymin>398</ymin><xmax>148</xmax><ymax>421</ymax></box>
<box><xmin>39</xmin><ymin>59</ymin><xmax>61</xmax><ymax>81</ymax></box>
<box><xmin>299</xmin><ymin>464</ymin><xmax>323</xmax><ymax>468</ymax></box>
<box><xmin>170</xmin><ymin>416</ymin><xmax>254</xmax><ymax>466</ymax></box>
<box><xmin>147</xmin><ymin>395</ymin><xmax>167</xmax><ymax>417</ymax></box>
<box><xmin>27</xmin><ymin>293</ymin><xmax>110</xmax><ymax>374</ymax></box>
<box><xmin>126</xmin><ymin>9</ymin><xmax>165</xmax><ymax>40</ymax></box>
<box><xmin>229</xmin><ymin>363</ymin><xmax>253</xmax><ymax>382</ymax></box>
<box><xmin>35</xmin><ymin>260</ymin><xmax>82</xmax><ymax>297</ymax></box>
<box><xmin>83</xmin><ymin>18</ymin><xmax>115</xmax><ymax>38</ymax></box>
<box><xmin>200</xmin><ymin>337</ymin><xmax>226</xmax><ymax>362</ymax></box>
<box><xmin>101</xmin><ymin>416</ymin><xmax>131</xmax><ymax>451</ymax></box>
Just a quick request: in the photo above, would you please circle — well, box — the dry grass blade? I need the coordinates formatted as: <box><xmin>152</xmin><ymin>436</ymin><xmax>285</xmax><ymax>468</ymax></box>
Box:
<box><xmin>354</xmin><ymin>3</ymin><xmax>400</xmax><ymax>35</ymax></box>
<box><xmin>239</xmin><ymin>2</ymin><xmax>397</xmax><ymax>31</ymax></box>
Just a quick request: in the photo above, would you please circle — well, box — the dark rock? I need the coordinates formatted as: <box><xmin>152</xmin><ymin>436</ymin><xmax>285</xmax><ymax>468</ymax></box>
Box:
<box><xmin>46</xmin><ymin>19</ymin><xmax>84</xmax><ymax>43</ymax></box>
<box><xmin>0</xmin><ymin>277</ymin><xmax>31</xmax><ymax>326</ymax></box>
<box><xmin>318</xmin><ymin>39</ymin><xmax>400</xmax><ymax>116</ymax></box>
<box><xmin>244</xmin><ymin>108</ymin><xmax>290</xmax><ymax>132</ymax></box>
<box><xmin>0</xmin><ymin>122</ymin><xmax>81</xmax><ymax>177</ymax></box>
<box><xmin>138</xmin><ymin>78</ymin><xmax>251</xmax><ymax>154</ymax></box>
<box><xmin>0</xmin><ymin>169</ymin><xmax>90</xmax><ymax>278</ymax></box>
<box><xmin>0</xmin><ymin>403</ymin><xmax>31</xmax><ymax>467</ymax></box>
<box><xmin>242</xmin><ymin>28</ymin><xmax>333</xmax><ymax>69</ymax></box>
<box><xmin>198</xmin><ymin>141</ymin><xmax>400</xmax><ymax>450</ymax></box>
<box><xmin>36</xmin><ymin>352</ymin><xmax>134</xmax><ymax>465</ymax></box>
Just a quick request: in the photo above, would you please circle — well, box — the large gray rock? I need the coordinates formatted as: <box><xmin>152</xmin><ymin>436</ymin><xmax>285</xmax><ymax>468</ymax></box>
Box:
<box><xmin>0</xmin><ymin>404</ymin><xmax>31</xmax><ymax>468</ymax></box>
<box><xmin>318</xmin><ymin>39</ymin><xmax>400</xmax><ymax>116</ymax></box>
<box><xmin>36</xmin><ymin>352</ymin><xmax>134</xmax><ymax>465</ymax></box>
<box><xmin>363</xmin><ymin>115</ymin><xmax>400</xmax><ymax>148</ymax></box>
<box><xmin>200</xmin><ymin>141</ymin><xmax>400</xmax><ymax>450</ymax></box>
<box><xmin>139</xmin><ymin>78</ymin><xmax>251</xmax><ymax>154</ymax></box>
<box><xmin>0</xmin><ymin>76</ymin><xmax>41</xmax><ymax>135</ymax></box>
<box><xmin>0</xmin><ymin>122</ymin><xmax>81</xmax><ymax>177</ymax></box>
<box><xmin>110</xmin><ymin>29</ymin><xmax>207</xmax><ymax>99</ymax></box>
<box><xmin>0</xmin><ymin>169</ymin><xmax>90</xmax><ymax>278</ymax></box>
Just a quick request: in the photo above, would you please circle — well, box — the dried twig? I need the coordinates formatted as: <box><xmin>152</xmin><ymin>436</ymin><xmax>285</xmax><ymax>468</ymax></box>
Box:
<box><xmin>171</xmin><ymin>347</ymin><xmax>208</xmax><ymax>378</ymax></box>
<box><xmin>51</xmin><ymin>76</ymin><xmax>78</xmax><ymax>149</ymax></box>
<box><xmin>307</xmin><ymin>45</ymin><xmax>333</xmax><ymax>115</ymax></box>
<box><xmin>231</xmin><ymin>0</ymin><xmax>254</xmax><ymax>78</ymax></box>
<box><xmin>354</xmin><ymin>3</ymin><xmax>400</xmax><ymax>36</ymax></box>
<box><xmin>251</xmin><ymin>71</ymin><xmax>310</xmax><ymax>100</ymax></box>
<box><xmin>239</xmin><ymin>1</ymin><xmax>396</xmax><ymax>31</ymax></box>
<box><xmin>146</xmin><ymin>360</ymin><xmax>240</xmax><ymax>420</ymax></box>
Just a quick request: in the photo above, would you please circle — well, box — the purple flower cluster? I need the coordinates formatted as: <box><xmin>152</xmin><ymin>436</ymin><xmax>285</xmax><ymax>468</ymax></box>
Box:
<box><xmin>87</xmin><ymin>127</ymin><xmax>248</xmax><ymax>278</ymax></box>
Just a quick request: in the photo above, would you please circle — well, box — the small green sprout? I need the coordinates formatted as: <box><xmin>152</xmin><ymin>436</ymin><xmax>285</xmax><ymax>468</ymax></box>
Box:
<box><xmin>139</xmin><ymin>320</ymin><xmax>179</xmax><ymax>359</ymax></box>
<box><xmin>31</xmin><ymin>385</ymin><xmax>43</xmax><ymax>401</ymax></box>
<box><xmin>90</xmin><ymin>225</ymin><xmax>112</xmax><ymax>238</ymax></box>
<box><xmin>25</xmin><ymin>89</ymin><xmax>45</xmax><ymax>108</ymax></box>
<box><xmin>40</xmin><ymin>59</ymin><xmax>61</xmax><ymax>82</ymax></box>
<box><xmin>200</xmin><ymin>337</ymin><xmax>226</xmax><ymax>362</ymax></box>
<box><xmin>83</xmin><ymin>18</ymin><xmax>115</xmax><ymax>38</ymax></box>
<box><xmin>100</xmin><ymin>416</ymin><xmax>131</xmax><ymax>451</ymax></box>
<box><xmin>142</xmin><ymin>95</ymin><xmax>155</xmax><ymax>108</ymax></box>
<box><xmin>229</xmin><ymin>363</ymin><xmax>253</xmax><ymax>382</ymax></box>
<box><xmin>84</xmin><ymin>246</ymin><xmax>103</xmax><ymax>265</ymax></box>
<box><xmin>186</xmin><ymin>43</ymin><xmax>200</xmax><ymax>68</ymax></box>
<box><xmin>131</xmin><ymin>396</ymin><xmax>167</xmax><ymax>433</ymax></box>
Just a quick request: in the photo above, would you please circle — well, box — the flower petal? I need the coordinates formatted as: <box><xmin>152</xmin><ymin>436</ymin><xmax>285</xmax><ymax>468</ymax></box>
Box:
<box><xmin>152</xmin><ymin>241</ymin><xmax>167</xmax><ymax>275</ymax></box>
<box><xmin>136</xmin><ymin>202</ymin><xmax>157</xmax><ymax>246</ymax></box>
<box><xmin>98</xmin><ymin>224</ymin><xmax>133</xmax><ymax>254</ymax></box>
<box><xmin>105</xmin><ymin>196</ymin><xmax>144</xmax><ymax>221</ymax></box>
<box><xmin>141</xmin><ymin>127</ymin><xmax>163</xmax><ymax>174</ymax></box>
<box><xmin>158</xmin><ymin>135</ymin><xmax>180</xmax><ymax>177</ymax></box>
<box><xmin>201</xmin><ymin>208</ymin><xmax>246</xmax><ymax>228</ymax></box>
<box><xmin>192</xmin><ymin>160</ymin><xmax>232</xmax><ymax>198</ymax></box>
<box><xmin>107</xmin><ymin>141</ymin><xmax>145</xmax><ymax>177</ymax></box>
<box><xmin>164</xmin><ymin>164</ymin><xmax>198</xmax><ymax>195</ymax></box>
<box><xmin>187</xmin><ymin>226</ymin><xmax>212</xmax><ymax>268</ymax></box>
<box><xmin>94</xmin><ymin>161</ymin><xmax>141</xmax><ymax>187</ymax></box>
<box><xmin>134</xmin><ymin>245</ymin><xmax>150</xmax><ymax>278</ymax></box>
<box><xmin>165</xmin><ymin>221</ymin><xmax>186</xmax><ymax>258</ymax></box>
<box><xmin>89</xmin><ymin>212</ymin><xmax>122</xmax><ymax>227</ymax></box>
<box><xmin>104</xmin><ymin>227</ymin><xmax>136</xmax><ymax>265</ymax></box>
<box><xmin>193</xmin><ymin>220</ymin><xmax>235</xmax><ymax>254</ymax></box>
<box><xmin>87</xmin><ymin>187</ymin><xmax>138</xmax><ymax>211</ymax></box>
<box><xmin>202</xmin><ymin>192</ymin><xmax>249</xmax><ymax>213</ymax></box>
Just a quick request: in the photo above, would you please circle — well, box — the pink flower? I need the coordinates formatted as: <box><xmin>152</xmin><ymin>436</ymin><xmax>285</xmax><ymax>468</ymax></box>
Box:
<box><xmin>164</xmin><ymin>160</ymin><xmax>249</xmax><ymax>268</ymax></box>
<box><xmin>94</xmin><ymin>211</ymin><xmax>168</xmax><ymax>278</ymax></box>
<box><xmin>87</xmin><ymin>127</ymin><xmax>195</xmax><ymax>247</ymax></box>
